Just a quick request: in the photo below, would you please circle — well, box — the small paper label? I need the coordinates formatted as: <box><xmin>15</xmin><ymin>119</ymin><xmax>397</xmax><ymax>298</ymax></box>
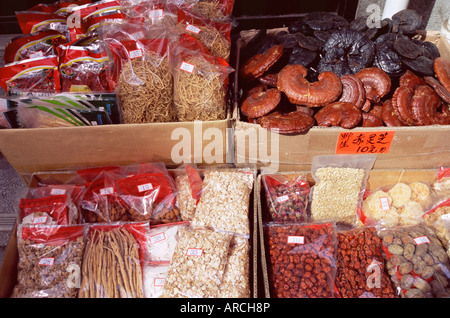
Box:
<box><xmin>131</xmin><ymin>31</ymin><xmax>144</xmax><ymax>40</ymax></box>
<box><xmin>149</xmin><ymin>9</ymin><xmax>163</xmax><ymax>18</ymax></box>
<box><xmin>149</xmin><ymin>232</ymin><xmax>166</xmax><ymax>245</ymax></box>
<box><xmin>128</xmin><ymin>49</ymin><xmax>143</xmax><ymax>59</ymax></box>
<box><xmin>186</xmin><ymin>248</ymin><xmax>203</xmax><ymax>256</ymax></box>
<box><xmin>99</xmin><ymin>187</ymin><xmax>114</xmax><ymax>195</ymax></box>
<box><xmin>287</xmin><ymin>236</ymin><xmax>305</xmax><ymax>244</ymax></box>
<box><xmin>38</xmin><ymin>257</ymin><xmax>55</xmax><ymax>266</ymax></box>
<box><xmin>441</xmin><ymin>214</ymin><xmax>450</xmax><ymax>221</ymax></box>
<box><xmin>138</xmin><ymin>183</ymin><xmax>153</xmax><ymax>192</ymax></box>
<box><xmin>180</xmin><ymin>61</ymin><xmax>195</xmax><ymax>73</ymax></box>
<box><xmin>32</xmin><ymin>215</ymin><xmax>48</xmax><ymax>224</ymax></box>
<box><xmin>50</xmin><ymin>188</ymin><xmax>66</xmax><ymax>195</ymax></box>
<box><xmin>30</xmin><ymin>51</ymin><xmax>44</xmax><ymax>59</ymax></box>
<box><xmin>276</xmin><ymin>195</ymin><xmax>289</xmax><ymax>203</ymax></box>
<box><xmin>414</xmin><ymin>236</ymin><xmax>431</xmax><ymax>245</ymax></box>
<box><xmin>185</xmin><ymin>24</ymin><xmax>201</xmax><ymax>34</ymax></box>
<box><xmin>154</xmin><ymin>277</ymin><xmax>165</xmax><ymax>286</ymax></box>
<box><xmin>380</xmin><ymin>197</ymin><xmax>390</xmax><ymax>211</ymax></box>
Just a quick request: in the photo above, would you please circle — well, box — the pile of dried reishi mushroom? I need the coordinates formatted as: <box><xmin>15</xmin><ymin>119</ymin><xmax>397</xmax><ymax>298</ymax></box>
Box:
<box><xmin>239</xmin><ymin>10</ymin><xmax>450</xmax><ymax>134</ymax></box>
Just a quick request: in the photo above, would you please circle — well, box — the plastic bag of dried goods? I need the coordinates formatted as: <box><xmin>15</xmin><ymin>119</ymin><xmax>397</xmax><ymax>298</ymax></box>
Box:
<box><xmin>162</xmin><ymin>226</ymin><xmax>233</xmax><ymax>298</ymax></box>
<box><xmin>379</xmin><ymin>224</ymin><xmax>450</xmax><ymax>298</ymax></box>
<box><xmin>12</xmin><ymin>224</ymin><xmax>85</xmax><ymax>298</ymax></box>
<box><xmin>310</xmin><ymin>154</ymin><xmax>376</xmax><ymax>227</ymax></box>
<box><xmin>335</xmin><ymin>226</ymin><xmax>396</xmax><ymax>298</ymax></box>
<box><xmin>19</xmin><ymin>195</ymin><xmax>76</xmax><ymax>226</ymax></box>
<box><xmin>3</xmin><ymin>30</ymin><xmax>67</xmax><ymax>64</ymax></box>
<box><xmin>262</xmin><ymin>173</ymin><xmax>310</xmax><ymax>223</ymax></box>
<box><xmin>0</xmin><ymin>55</ymin><xmax>61</xmax><ymax>93</ymax></box>
<box><xmin>170</xmin><ymin>33</ymin><xmax>234</xmax><ymax>122</ymax></box>
<box><xmin>146</xmin><ymin>221</ymin><xmax>189</xmax><ymax>263</ymax></box>
<box><xmin>191</xmin><ymin>168</ymin><xmax>254</xmax><ymax>237</ymax></box>
<box><xmin>15</xmin><ymin>11</ymin><xmax>69</xmax><ymax>38</ymax></box>
<box><xmin>218</xmin><ymin>235</ymin><xmax>251</xmax><ymax>298</ymax></box>
<box><xmin>143</xmin><ymin>263</ymin><xmax>169</xmax><ymax>298</ymax></box>
<box><xmin>79</xmin><ymin>222</ymin><xmax>149</xmax><ymax>298</ymax></box>
<box><xmin>263</xmin><ymin>222</ymin><xmax>338</xmax><ymax>298</ymax></box>
<box><xmin>422</xmin><ymin>199</ymin><xmax>450</xmax><ymax>259</ymax></box>
<box><xmin>173</xmin><ymin>164</ymin><xmax>203</xmax><ymax>221</ymax></box>
<box><xmin>174</xmin><ymin>0</ymin><xmax>235</xmax><ymax>22</ymax></box>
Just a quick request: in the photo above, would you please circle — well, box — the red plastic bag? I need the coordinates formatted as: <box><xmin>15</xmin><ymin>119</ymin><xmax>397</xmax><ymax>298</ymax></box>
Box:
<box><xmin>4</xmin><ymin>30</ymin><xmax>67</xmax><ymax>64</ymax></box>
<box><xmin>0</xmin><ymin>55</ymin><xmax>61</xmax><ymax>92</ymax></box>
<box><xmin>57</xmin><ymin>36</ymin><xmax>115</xmax><ymax>92</ymax></box>
<box><xmin>16</xmin><ymin>11</ymin><xmax>69</xmax><ymax>36</ymax></box>
<box><xmin>12</xmin><ymin>224</ymin><xmax>86</xmax><ymax>298</ymax></box>
<box><xmin>19</xmin><ymin>195</ymin><xmax>73</xmax><ymax>225</ymax></box>
<box><xmin>28</xmin><ymin>0</ymin><xmax>92</xmax><ymax>15</ymax></box>
<box><xmin>70</xmin><ymin>0</ymin><xmax>122</xmax><ymax>21</ymax></box>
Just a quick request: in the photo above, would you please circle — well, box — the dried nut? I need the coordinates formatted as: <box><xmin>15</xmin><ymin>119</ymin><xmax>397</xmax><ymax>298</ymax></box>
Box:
<box><xmin>413</xmin><ymin>259</ymin><xmax>427</xmax><ymax>275</ymax></box>
<box><xmin>314</xmin><ymin>101</ymin><xmax>362</xmax><ymax>129</ymax></box>
<box><xmin>414</xmin><ymin>243</ymin><xmax>428</xmax><ymax>257</ymax></box>
<box><xmin>413</xmin><ymin>277</ymin><xmax>432</xmax><ymax>293</ymax></box>
<box><xmin>405</xmin><ymin>288</ymin><xmax>426</xmax><ymax>298</ymax></box>
<box><xmin>421</xmin><ymin>266</ymin><xmax>435</xmax><ymax>279</ymax></box>
<box><xmin>390</xmin><ymin>254</ymin><xmax>406</xmax><ymax>266</ymax></box>
<box><xmin>400</xmin><ymin>274</ymin><xmax>415</xmax><ymax>290</ymax></box>
<box><xmin>388</xmin><ymin>244</ymin><xmax>404</xmax><ymax>255</ymax></box>
<box><xmin>403</xmin><ymin>243</ymin><xmax>415</xmax><ymax>260</ymax></box>
<box><xmin>398</xmin><ymin>261</ymin><xmax>414</xmax><ymax>275</ymax></box>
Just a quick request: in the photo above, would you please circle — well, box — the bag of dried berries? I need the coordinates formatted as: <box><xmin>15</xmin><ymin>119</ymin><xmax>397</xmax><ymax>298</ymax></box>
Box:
<box><xmin>310</xmin><ymin>154</ymin><xmax>376</xmax><ymax>228</ymax></box>
<box><xmin>262</xmin><ymin>173</ymin><xmax>310</xmax><ymax>223</ymax></box>
<box><xmin>12</xmin><ymin>224</ymin><xmax>86</xmax><ymax>298</ymax></box>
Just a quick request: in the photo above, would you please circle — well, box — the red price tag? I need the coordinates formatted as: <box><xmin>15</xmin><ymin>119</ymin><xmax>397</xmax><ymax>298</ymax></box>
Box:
<box><xmin>336</xmin><ymin>131</ymin><xmax>395</xmax><ymax>155</ymax></box>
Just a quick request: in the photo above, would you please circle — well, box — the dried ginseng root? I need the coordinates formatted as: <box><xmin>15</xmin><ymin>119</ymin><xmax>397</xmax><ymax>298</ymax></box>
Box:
<box><xmin>12</xmin><ymin>225</ymin><xmax>85</xmax><ymax>298</ymax></box>
<box><xmin>78</xmin><ymin>224</ymin><xmax>147</xmax><ymax>298</ymax></box>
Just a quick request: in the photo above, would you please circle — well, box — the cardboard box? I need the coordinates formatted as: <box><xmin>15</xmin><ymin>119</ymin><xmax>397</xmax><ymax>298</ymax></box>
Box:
<box><xmin>256</xmin><ymin>168</ymin><xmax>440</xmax><ymax>298</ymax></box>
<box><xmin>0</xmin><ymin>167</ymin><xmax>259</xmax><ymax>298</ymax></box>
<box><xmin>233</xmin><ymin>29</ymin><xmax>450</xmax><ymax>172</ymax></box>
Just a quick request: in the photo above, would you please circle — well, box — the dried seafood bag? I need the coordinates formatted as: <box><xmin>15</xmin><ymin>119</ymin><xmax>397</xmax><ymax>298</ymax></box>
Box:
<box><xmin>335</xmin><ymin>226</ymin><xmax>396</xmax><ymax>298</ymax></box>
<box><xmin>262</xmin><ymin>173</ymin><xmax>310</xmax><ymax>223</ymax></box>
<box><xmin>378</xmin><ymin>224</ymin><xmax>450</xmax><ymax>298</ymax></box>
<box><xmin>171</xmin><ymin>33</ymin><xmax>234</xmax><ymax>121</ymax></box>
<box><xmin>146</xmin><ymin>221</ymin><xmax>189</xmax><ymax>263</ymax></box>
<box><xmin>362</xmin><ymin>180</ymin><xmax>437</xmax><ymax>228</ymax></box>
<box><xmin>12</xmin><ymin>224</ymin><xmax>86</xmax><ymax>298</ymax></box>
<box><xmin>103</xmin><ymin>23</ymin><xmax>176</xmax><ymax>123</ymax></box>
<box><xmin>57</xmin><ymin>36</ymin><xmax>115</xmax><ymax>92</ymax></box>
<box><xmin>79</xmin><ymin>221</ymin><xmax>149</xmax><ymax>298</ymax></box>
<box><xmin>191</xmin><ymin>167</ymin><xmax>254</xmax><ymax>237</ymax></box>
<box><xmin>78</xmin><ymin>168</ymin><xmax>128</xmax><ymax>223</ymax></box>
<box><xmin>173</xmin><ymin>163</ymin><xmax>203</xmax><ymax>221</ymax></box>
<box><xmin>310</xmin><ymin>154</ymin><xmax>376</xmax><ymax>228</ymax></box>
<box><xmin>162</xmin><ymin>226</ymin><xmax>233</xmax><ymax>298</ymax></box>
<box><xmin>3</xmin><ymin>30</ymin><xmax>67</xmax><ymax>64</ymax></box>
<box><xmin>263</xmin><ymin>222</ymin><xmax>338</xmax><ymax>298</ymax></box>
<box><xmin>19</xmin><ymin>194</ymin><xmax>75</xmax><ymax>226</ymax></box>
<box><xmin>176</xmin><ymin>7</ymin><xmax>232</xmax><ymax>61</ymax></box>
<box><xmin>0</xmin><ymin>55</ymin><xmax>61</xmax><ymax>93</ymax></box>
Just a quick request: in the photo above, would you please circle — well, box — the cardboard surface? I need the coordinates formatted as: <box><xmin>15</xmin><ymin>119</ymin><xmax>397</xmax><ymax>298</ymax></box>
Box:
<box><xmin>257</xmin><ymin>168</ymin><xmax>440</xmax><ymax>298</ymax></box>
<box><xmin>233</xmin><ymin>30</ymin><xmax>450</xmax><ymax>171</ymax></box>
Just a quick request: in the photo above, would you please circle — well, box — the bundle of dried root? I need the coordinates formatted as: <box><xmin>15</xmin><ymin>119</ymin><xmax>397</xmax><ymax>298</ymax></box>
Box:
<box><xmin>188</xmin><ymin>0</ymin><xmax>228</xmax><ymax>20</ymax></box>
<box><xmin>173</xmin><ymin>55</ymin><xmax>228</xmax><ymax>121</ymax></box>
<box><xmin>79</xmin><ymin>227</ymin><xmax>144</xmax><ymax>298</ymax></box>
<box><xmin>117</xmin><ymin>52</ymin><xmax>176</xmax><ymax>124</ymax></box>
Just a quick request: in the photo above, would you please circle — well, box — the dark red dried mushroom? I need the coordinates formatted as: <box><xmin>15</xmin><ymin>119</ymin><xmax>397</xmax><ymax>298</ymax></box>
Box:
<box><xmin>434</xmin><ymin>57</ymin><xmax>450</xmax><ymax>93</ymax></box>
<box><xmin>424</xmin><ymin>76</ymin><xmax>450</xmax><ymax>104</ymax></box>
<box><xmin>240</xmin><ymin>45</ymin><xmax>284</xmax><ymax>80</ymax></box>
<box><xmin>338</xmin><ymin>74</ymin><xmax>366</xmax><ymax>109</ymax></box>
<box><xmin>314</xmin><ymin>101</ymin><xmax>362</xmax><ymax>129</ymax></box>
<box><xmin>410</xmin><ymin>85</ymin><xmax>442</xmax><ymax>126</ymax></box>
<box><xmin>241</xmin><ymin>86</ymin><xmax>281</xmax><ymax>118</ymax></box>
<box><xmin>355</xmin><ymin>67</ymin><xmax>391</xmax><ymax>103</ymax></box>
<box><xmin>277</xmin><ymin>64</ymin><xmax>342</xmax><ymax>107</ymax></box>
<box><xmin>362</xmin><ymin>112</ymin><xmax>384</xmax><ymax>127</ymax></box>
<box><xmin>258</xmin><ymin>110</ymin><xmax>315</xmax><ymax>134</ymax></box>
<box><xmin>381</xmin><ymin>99</ymin><xmax>404</xmax><ymax>127</ymax></box>
<box><xmin>399</xmin><ymin>70</ymin><xmax>427</xmax><ymax>90</ymax></box>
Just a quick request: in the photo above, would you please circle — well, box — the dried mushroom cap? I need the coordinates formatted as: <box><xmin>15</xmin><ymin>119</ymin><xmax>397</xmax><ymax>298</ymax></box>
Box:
<box><xmin>424</xmin><ymin>76</ymin><xmax>450</xmax><ymax>104</ymax></box>
<box><xmin>434</xmin><ymin>57</ymin><xmax>450</xmax><ymax>93</ymax></box>
<box><xmin>258</xmin><ymin>110</ymin><xmax>315</xmax><ymax>134</ymax></box>
<box><xmin>356</xmin><ymin>67</ymin><xmax>392</xmax><ymax>103</ymax></box>
<box><xmin>277</xmin><ymin>64</ymin><xmax>342</xmax><ymax>107</ymax></box>
<box><xmin>338</xmin><ymin>74</ymin><xmax>366</xmax><ymax>109</ymax></box>
<box><xmin>410</xmin><ymin>85</ymin><xmax>441</xmax><ymax>126</ymax></box>
<box><xmin>240</xmin><ymin>87</ymin><xmax>281</xmax><ymax>118</ymax></box>
<box><xmin>392</xmin><ymin>9</ymin><xmax>423</xmax><ymax>35</ymax></box>
<box><xmin>287</xmin><ymin>46</ymin><xmax>318</xmax><ymax>67</ymax></box>
<box><xmin>319</xmin><ymin>28</ymin><xmax>375</xmax><ymax>76</ymax></box>
<box><xmin>294</xmin><ymin>32</ymin><xmax>321</xmax><ymax>52</ymax></box>
<box><xmin>381</xmin><ymin>99</ymin><xmax>404</xmax><ymax>127</ymax></box>
<box><xmin>362</xmin><ymin>112</ymin><xmax>384</xmax><ymax>127</ymax></box>
<box><xmin>393</xmin><ymin>36</ymin><xmax>423</xmax><ymax>60</ymax></box>
<box><xmin>314</xmin><ymin>101</ymin><xmax>362</xmax><ymax>129</ymax></box>
<box><xmin>402</xmin><ymin>55</ymin><xmax>435</xmax><ymax>77</ymax></box>
<box><xmin>400</xmin><ymin>70</ymin><xmax>427</xmax><ymax>90</ymax></box>
<box><xmin>375</xmin><ymin>44</ymin><xmax>405</xmax><ymax>77</ymax></box>
<box><xmin>303</xmin><ymin>11</ymin><xmax>349</xmax><ymax>31</ymax></box>
<box><xmin>240</xmin><ymin>45</ymin><xmax>284</xmax><ymax>80</ymax></box>
<box><xmin>392</xmin><ymin>86</ymin><xmax>416</xmax><ymax>125</ymax></box>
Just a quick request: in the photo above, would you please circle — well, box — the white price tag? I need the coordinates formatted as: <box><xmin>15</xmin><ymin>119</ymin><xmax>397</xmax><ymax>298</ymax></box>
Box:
<box><xmin>32</xmin><ymin>215</ymin><xmax>48</xmax><ymax>224</ymax></box>
<box><xmin>186</xmin><ymin>248</ymin><xmax>203</xmax><ymax>256</ymax></box>
<box><xmin>380</xmin><ymin>197</ymin><xmax>390</xmax><ymax>211</ymax></box>
<box><xmin>131</xmin><ymin>31</ymin><xmax>144</xmax><ymax>40</ymax></box>
<box><xmin>128</xmin><ymin>49</ymin><xmax>143</xmax><ymax>59</ymax></box>
<box><xmin>99</xmin><ymin>187</ymin><xmax>114</xmax><ymax>195</ymax></box>
<box><xmin>154</xmin><ymin>277</ymin><xmax>165</xmax><ymax>286</ymax></box>
<box><xmin>180</xmin><ymin>61</ymin><xmax>195</xmax><ymax>73</ymax></box>
<box><xmin>150</xmin><ymin>232</ymin><xmax>166</xmax><ymax>245</ymax></box>
<box><xmin>149</xmin><ymin>9</ymin><xmax>163</xmax><ymax>18</ymax></box>
<box><xmin>138</xmin><ymin>183</ymin><xmax>153</xmax><ymax>192</ymax></box>
<box><xmin>276</xmin><ymin>195</ymin><xmax>289</xmax><ymax>203</ymax></box>
<box><xmin>38</xmin><ymin>257</ymin><xmax>55</xmax><ymax>266</ymax></box>
<box><xmin>287</xmin><ymin>236</ymin><xmax>305</xmax><ymax>244</ymax></box>
<box><xmin>30</xmin><ymin>51</ymin><xmax>44</xmax><ymax>59</ymax></box>
<box><xmin>413</xmin><ymin>236</ymin><xmax>431</xmax><ymax>245</ymax></box>
<box><xmin>50</xmin><ymin>188</ymin><xmax>66</xmax><ymax>195</ymax></box>
<box><xmin>185</xmin><ymin>24</ymin><xmax>201</xmax><ymax>34</ymax></box>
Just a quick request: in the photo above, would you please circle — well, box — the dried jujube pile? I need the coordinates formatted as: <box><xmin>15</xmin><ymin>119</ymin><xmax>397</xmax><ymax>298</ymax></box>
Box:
<box><xmin>239</xmin><ymin>9</ymin><xmax>450</xmax><ymax>133</ymax></box>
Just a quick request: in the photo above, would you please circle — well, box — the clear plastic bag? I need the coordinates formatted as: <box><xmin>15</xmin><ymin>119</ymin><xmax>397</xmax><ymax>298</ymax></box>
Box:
<box><xmin>143</xmin><ymin>263</ymin><xmax>169</xmax><ymax>298</ymax></box>
<box><xmin>262</xmin><ymin>173</ymin><xmax>310</xmax><ymax>223</ymax></box>
<box><xmin>19</xmin><ymin>195</ymin><xmax>75</xmax><ymax>226</ymax></box>
<box><xmin>146</xmin><ymin>221</ymin><xmax>189</xmax><ymax>263</ymax></box>
<box><xmin>173</xmin><ymin>164</ymin><xmax>203</xmax><ymax>221</ymax></box>
<box><xmin>12</xmin><ymin>224</ymin><xmax>86</xmax><ymax>298</ymax></box>
<box><xmin>310</xmin><ymin>154</ymin><xmax>376</xmax><ymax>228</ymax></box>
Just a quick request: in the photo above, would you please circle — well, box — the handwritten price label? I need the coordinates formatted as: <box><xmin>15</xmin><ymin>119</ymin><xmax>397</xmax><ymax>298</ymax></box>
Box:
<box><xmin>336</xmin><ymin>131</ymin><xmax>395</xmax><ymax>155</ymax></box>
